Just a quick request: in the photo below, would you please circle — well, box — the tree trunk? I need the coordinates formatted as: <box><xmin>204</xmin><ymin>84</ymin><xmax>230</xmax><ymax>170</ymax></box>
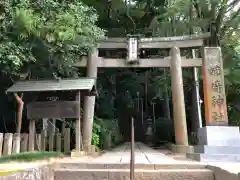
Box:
<box><xmin>14</xmin><ymin>93</ymin><xmax>24</xmax><ymax>134</ymax></box>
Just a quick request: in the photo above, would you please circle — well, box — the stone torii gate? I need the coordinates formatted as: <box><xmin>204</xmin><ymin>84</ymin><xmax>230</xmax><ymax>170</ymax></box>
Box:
<box><xmin>78</xmin><ymin>33</ymin><xmax>235</xmax><ymax>160</ymax></box>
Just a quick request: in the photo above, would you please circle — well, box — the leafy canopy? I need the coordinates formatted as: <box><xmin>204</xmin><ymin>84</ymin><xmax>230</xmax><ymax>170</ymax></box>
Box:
<box><xmin>0</xmin><ymin>0</ymin><xmax>105</xmax><ymax>78</ymax></box>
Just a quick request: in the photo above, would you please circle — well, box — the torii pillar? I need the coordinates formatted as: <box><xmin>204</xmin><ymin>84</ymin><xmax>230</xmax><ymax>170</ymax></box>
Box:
<box><xmin>82</xmin><ymin>49</ymin><xmax>98</xmax><ymax>151</ymax></box>
<box><xmin>170</xmin><ymin>46</ymin><xmax>188</xmax><ymax>145</ymax></box>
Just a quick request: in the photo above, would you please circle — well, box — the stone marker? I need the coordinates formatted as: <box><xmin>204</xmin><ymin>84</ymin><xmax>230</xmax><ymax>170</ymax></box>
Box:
<box><xmin>49</xmin><ymin>134</ymin><xmax>54</xmax><ymax>151</ymax></box>
<box><xmin>35</xmin><ymin>133</ymin><xmax>42</xmax><ymax>151</ymax></box>
<box><xmin>12</xmin><ymin>133</ymin><xmax>21</xmax><ymax>153</ymax></box>
<box><xmin>3</xmin><ymin>133</ymin><xmax>13</xmax><ymax>155</ymax></box>
<box><xmin>28</xmin><ymin>119</ymin><xmax>35</xmax><ymax>151</ymax></box>
<box><xmin>56</xmin><ymin>133</ymin><xmax>62</xmax><ymax>152</ymax></box>
<box><xmin>20</xmin><ymin>133</ymin><xmax>29</xmax><ymax>152</ymax></box>
<box><xmin>64</xmin><ymin>128</ymin><xmax>70</xmax><ymax>153</ymax></box>
<box><xmin>71</xmin><ymin>149</ymin><xmax>86</xmax><ymax>157</ymax></box>
<box><xmin>41</xmin><ymin>131</ymin><xmax>46</xmax><ymax>151</ymax></box>
<box><xmin>0</xmin><ymin>133</ymin><xmax>3</xmax><ymax>156</ymax></box>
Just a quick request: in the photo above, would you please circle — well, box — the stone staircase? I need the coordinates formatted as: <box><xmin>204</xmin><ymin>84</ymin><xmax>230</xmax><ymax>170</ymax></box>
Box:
<box><xmin>53</xmin><ymin>163</ymin><xmax>214</xmax><ymax>180</ymax></box>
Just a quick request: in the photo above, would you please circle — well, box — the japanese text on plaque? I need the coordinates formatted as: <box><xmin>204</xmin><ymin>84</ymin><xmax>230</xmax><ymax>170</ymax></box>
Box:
<box><xmin>207</xmin><ymin>50</ymin><xmax>226</xmax><ymax>124</ymax></box>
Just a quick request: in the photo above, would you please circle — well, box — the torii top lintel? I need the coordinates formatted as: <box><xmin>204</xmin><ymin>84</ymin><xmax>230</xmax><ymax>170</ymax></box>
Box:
<box><xmin>98</xmin><ymin>32</ymin><xmax>210</xmax><ymax>49</ymax></box>
<box><xmin>75</xmin><ymin>32</ymin><xmax>210</xmax><ymax>68</ymax></box>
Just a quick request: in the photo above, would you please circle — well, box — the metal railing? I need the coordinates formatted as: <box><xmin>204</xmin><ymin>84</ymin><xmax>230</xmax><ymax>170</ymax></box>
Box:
<box><xmin>130</xmin><ymin>117</ymin><xmax>135</xmax><ymax>180</ymax></box>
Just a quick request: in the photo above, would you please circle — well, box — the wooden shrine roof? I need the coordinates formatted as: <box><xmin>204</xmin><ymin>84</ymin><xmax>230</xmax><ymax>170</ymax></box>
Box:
<box><xmin>6</xmin><ymin>78</ymin><xmax>96</xmax><ymax>93</ymax></box>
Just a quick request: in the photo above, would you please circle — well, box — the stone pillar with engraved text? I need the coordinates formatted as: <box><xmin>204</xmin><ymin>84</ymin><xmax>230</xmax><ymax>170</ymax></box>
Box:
<box><xmin>187</xmin><ymin>47</ymin><xmax>240</xmax><ymax>162</ymax></box>
<box><xmin>202</xmin><ymin>47</ymin><xmax>228</xmax><ymax>125</ymax></box>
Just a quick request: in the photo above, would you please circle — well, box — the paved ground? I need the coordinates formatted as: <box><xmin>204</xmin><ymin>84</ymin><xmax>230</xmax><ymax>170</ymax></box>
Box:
<box><xmin>68</xmin><ymin>142</ymin><xmax>239</xmax><ymax>174</ymax></box>
<box><xmin>86</xmin><ymin>142</ymin><xmax>202</xmax><ymax>165</ymax></box>
<box><xmin>1</xmin><ymin>142</ymin><xmax>239</xmax><ymax>179</ymax></box>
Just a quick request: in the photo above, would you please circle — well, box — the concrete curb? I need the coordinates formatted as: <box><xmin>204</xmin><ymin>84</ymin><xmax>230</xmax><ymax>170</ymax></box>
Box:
<box><xmin>207</xmin><ymin>165</ymin><xmax>240</xmax><ymax>180</ymax></box>
<box><xmin>53</xmin><ymin>162</ymin><xmax>206</xmax><ymax>170</ymax></box>
<box><xmin>54</xmin><ymin>168</ymin><xmax>214</xmax><ymax>180</ymax></box>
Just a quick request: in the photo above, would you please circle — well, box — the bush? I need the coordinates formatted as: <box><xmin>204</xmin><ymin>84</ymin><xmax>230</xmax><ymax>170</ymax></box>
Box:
<box><xmin>0</xmin><ymin>151</ymin><xmax>64</xmax><ymax>163</ymax></box>
<box><xmin>92</xmin><ymin>117</ymin><xmax>123</xmax><ymax>149</ymax></box>
<box><xmin>154</xmin><ymin>117</ymin><xmax>173</xmax><ymax>144</ymax></box>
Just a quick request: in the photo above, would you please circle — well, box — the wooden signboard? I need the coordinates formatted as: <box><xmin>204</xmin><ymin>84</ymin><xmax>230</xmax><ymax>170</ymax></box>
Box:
<box><xmin>36</xmin><ymin>91</ymin><xmax>77</xmax><ymax>101</ymax></box>
<box><xmin>202</xmin><ymin>47</ymin><xmax>228</xmax><ymax>125</ymax></box>
<box><xmin>27</xmin><ymin>101</ymin><xmax>79</xmax><ymax>119</ymax></box>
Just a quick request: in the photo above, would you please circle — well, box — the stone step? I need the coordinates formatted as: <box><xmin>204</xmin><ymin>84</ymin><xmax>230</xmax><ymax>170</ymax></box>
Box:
<box><xmin>187</xmin><ymin>153</ymin><xmax>240</xmax><ymax>163</ymax></box>
<box><xmin>199</xmin><ymin>138</ymin><xmax>240</xmax><ymax>146</ymax></box>
<box><xmin>194</xmin><ymin>145</ymin><xmax>240</xmax><ymax>154</ymax></box>
<box><xmin>53</xmin><ymin>163</ymin><xmax>206</xmax><ymax>170</ymax></box>
<box><xmin>198</xmin><ymin>126</ymin><xmax>240</xmax><ymax>146</ymax></box>
<box><xmin>54</xmin><ymin>169</ymin><xmax>214</xmax><ymax>180</ymax></box>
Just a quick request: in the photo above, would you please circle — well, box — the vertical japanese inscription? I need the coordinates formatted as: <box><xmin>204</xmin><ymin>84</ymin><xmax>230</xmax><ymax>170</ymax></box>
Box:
<box><xmin>203</xmin><ymin>47</ymin><xmax>228</xmax><ymax>125</ymax></box>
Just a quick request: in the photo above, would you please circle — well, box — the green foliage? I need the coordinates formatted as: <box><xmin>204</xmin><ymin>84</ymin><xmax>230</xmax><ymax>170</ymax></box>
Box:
<box><xmin>154</xmin><ymin>117</ymin><xmax>172</xmax><ymax>143</ymax></box>
<box><xmin>0</xmin><ymin>0</ymin><xmax>105</xmax><ymax>78</ymax></box>
<box><xmin>160</xmin><ymin>0</ymin><xmax>240</xmax><ymax>126</ymax></box>
<box><xmin>0</xmin><ymin>0</ymin><xmax>239</xmax><ymax>146</ymax></box>
<box><xmin>92</xmin><ymin>120</ymin><xmax>101</xmax><ymax>146</ymax></box>
<box><xmin>0</xmin><ymin>151</ymin><xmax>64</xmax><ymax>163</ymax></box>
<box><xmin>188</xmin><ymin>132</ymin><xmax>198</xmax><ymax>145</ymax></box>
<box><xmin>92</xmin><ymin>133</ymin><xmax>100</xmax><ymax>147</ymax></box>
<box><xmin>92</xmin><ymin>117</ymin><xmax>123</xmax><ymax>149</ymax></box>
<box><xmin>91</xmin><ymin>0</ymin><xmax>239</xmax><ymax>136</ymax></box>
<box><xmin>162</xmin><ymin>0</ymin><xmax>239</xmax><ymax>36</ymax></box>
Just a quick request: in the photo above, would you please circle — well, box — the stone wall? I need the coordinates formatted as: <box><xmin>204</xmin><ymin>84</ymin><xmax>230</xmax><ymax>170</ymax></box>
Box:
<box><xmin>0</xmin><ymin>165</ymin><xmax>54</xmax><ymax>180</ymax></box>
<box><xmin>0</xmin><ymin>129</ymin><xmax>71</xmax><ymax>155</ymax></box>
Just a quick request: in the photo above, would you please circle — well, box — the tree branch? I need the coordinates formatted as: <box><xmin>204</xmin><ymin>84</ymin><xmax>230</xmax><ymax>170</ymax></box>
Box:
<box><xmin>210</xmin><ymin>1</ymin><xmax>218</xmax><ymax>20</ymax></box>
<box><xmin>216</xmin><ymin>0</ymin><xmax>229</xmax><ymax>33</ymax></box>
<box><xmin>9</xmin><ymin>69</ymin><xmax>30</xmax><ymax>134</ymax></box>
<box><xmin>193</xmin><ymin>0</ymin><xmax>201</xmax><ymax>18</ymax></box>
<box><xmin>14</xmin><ymin>93</ymin><xmax>24</xmax><ymax>104</ymax></box>
<box><xmin>227</xmin><ymin>0</ymin><xmax>240</xmax><ymax>12</ymax></box>
<box><xmin>220</xmin><ymin>7</ymin><xmax>240</xmax><ymax>36</ymax></box>
<box><xmin>14</xmin><ymin>93</ymin><xmax>24</xmax><ymax>134</ymax></box>
<box><xmin>138</xmin><ymin>0</ymin><xmax>156</xmax><ymax>28</ymax></box>
<box><xmin>9</xmin><ymin>75</ymin><xmax>15</xmax><ymax>83</ymax></box>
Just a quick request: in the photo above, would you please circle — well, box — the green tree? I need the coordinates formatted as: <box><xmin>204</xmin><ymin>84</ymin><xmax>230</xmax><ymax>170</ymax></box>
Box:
<box><xmin>0</xmin><ymin>0</ymin><xmax>104</xmax><ymax>133</ymax></box>
<box><xmin>90</xmin><ymin>0</ymin><xmax>239</xmax><ymax>139</ymax></box>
